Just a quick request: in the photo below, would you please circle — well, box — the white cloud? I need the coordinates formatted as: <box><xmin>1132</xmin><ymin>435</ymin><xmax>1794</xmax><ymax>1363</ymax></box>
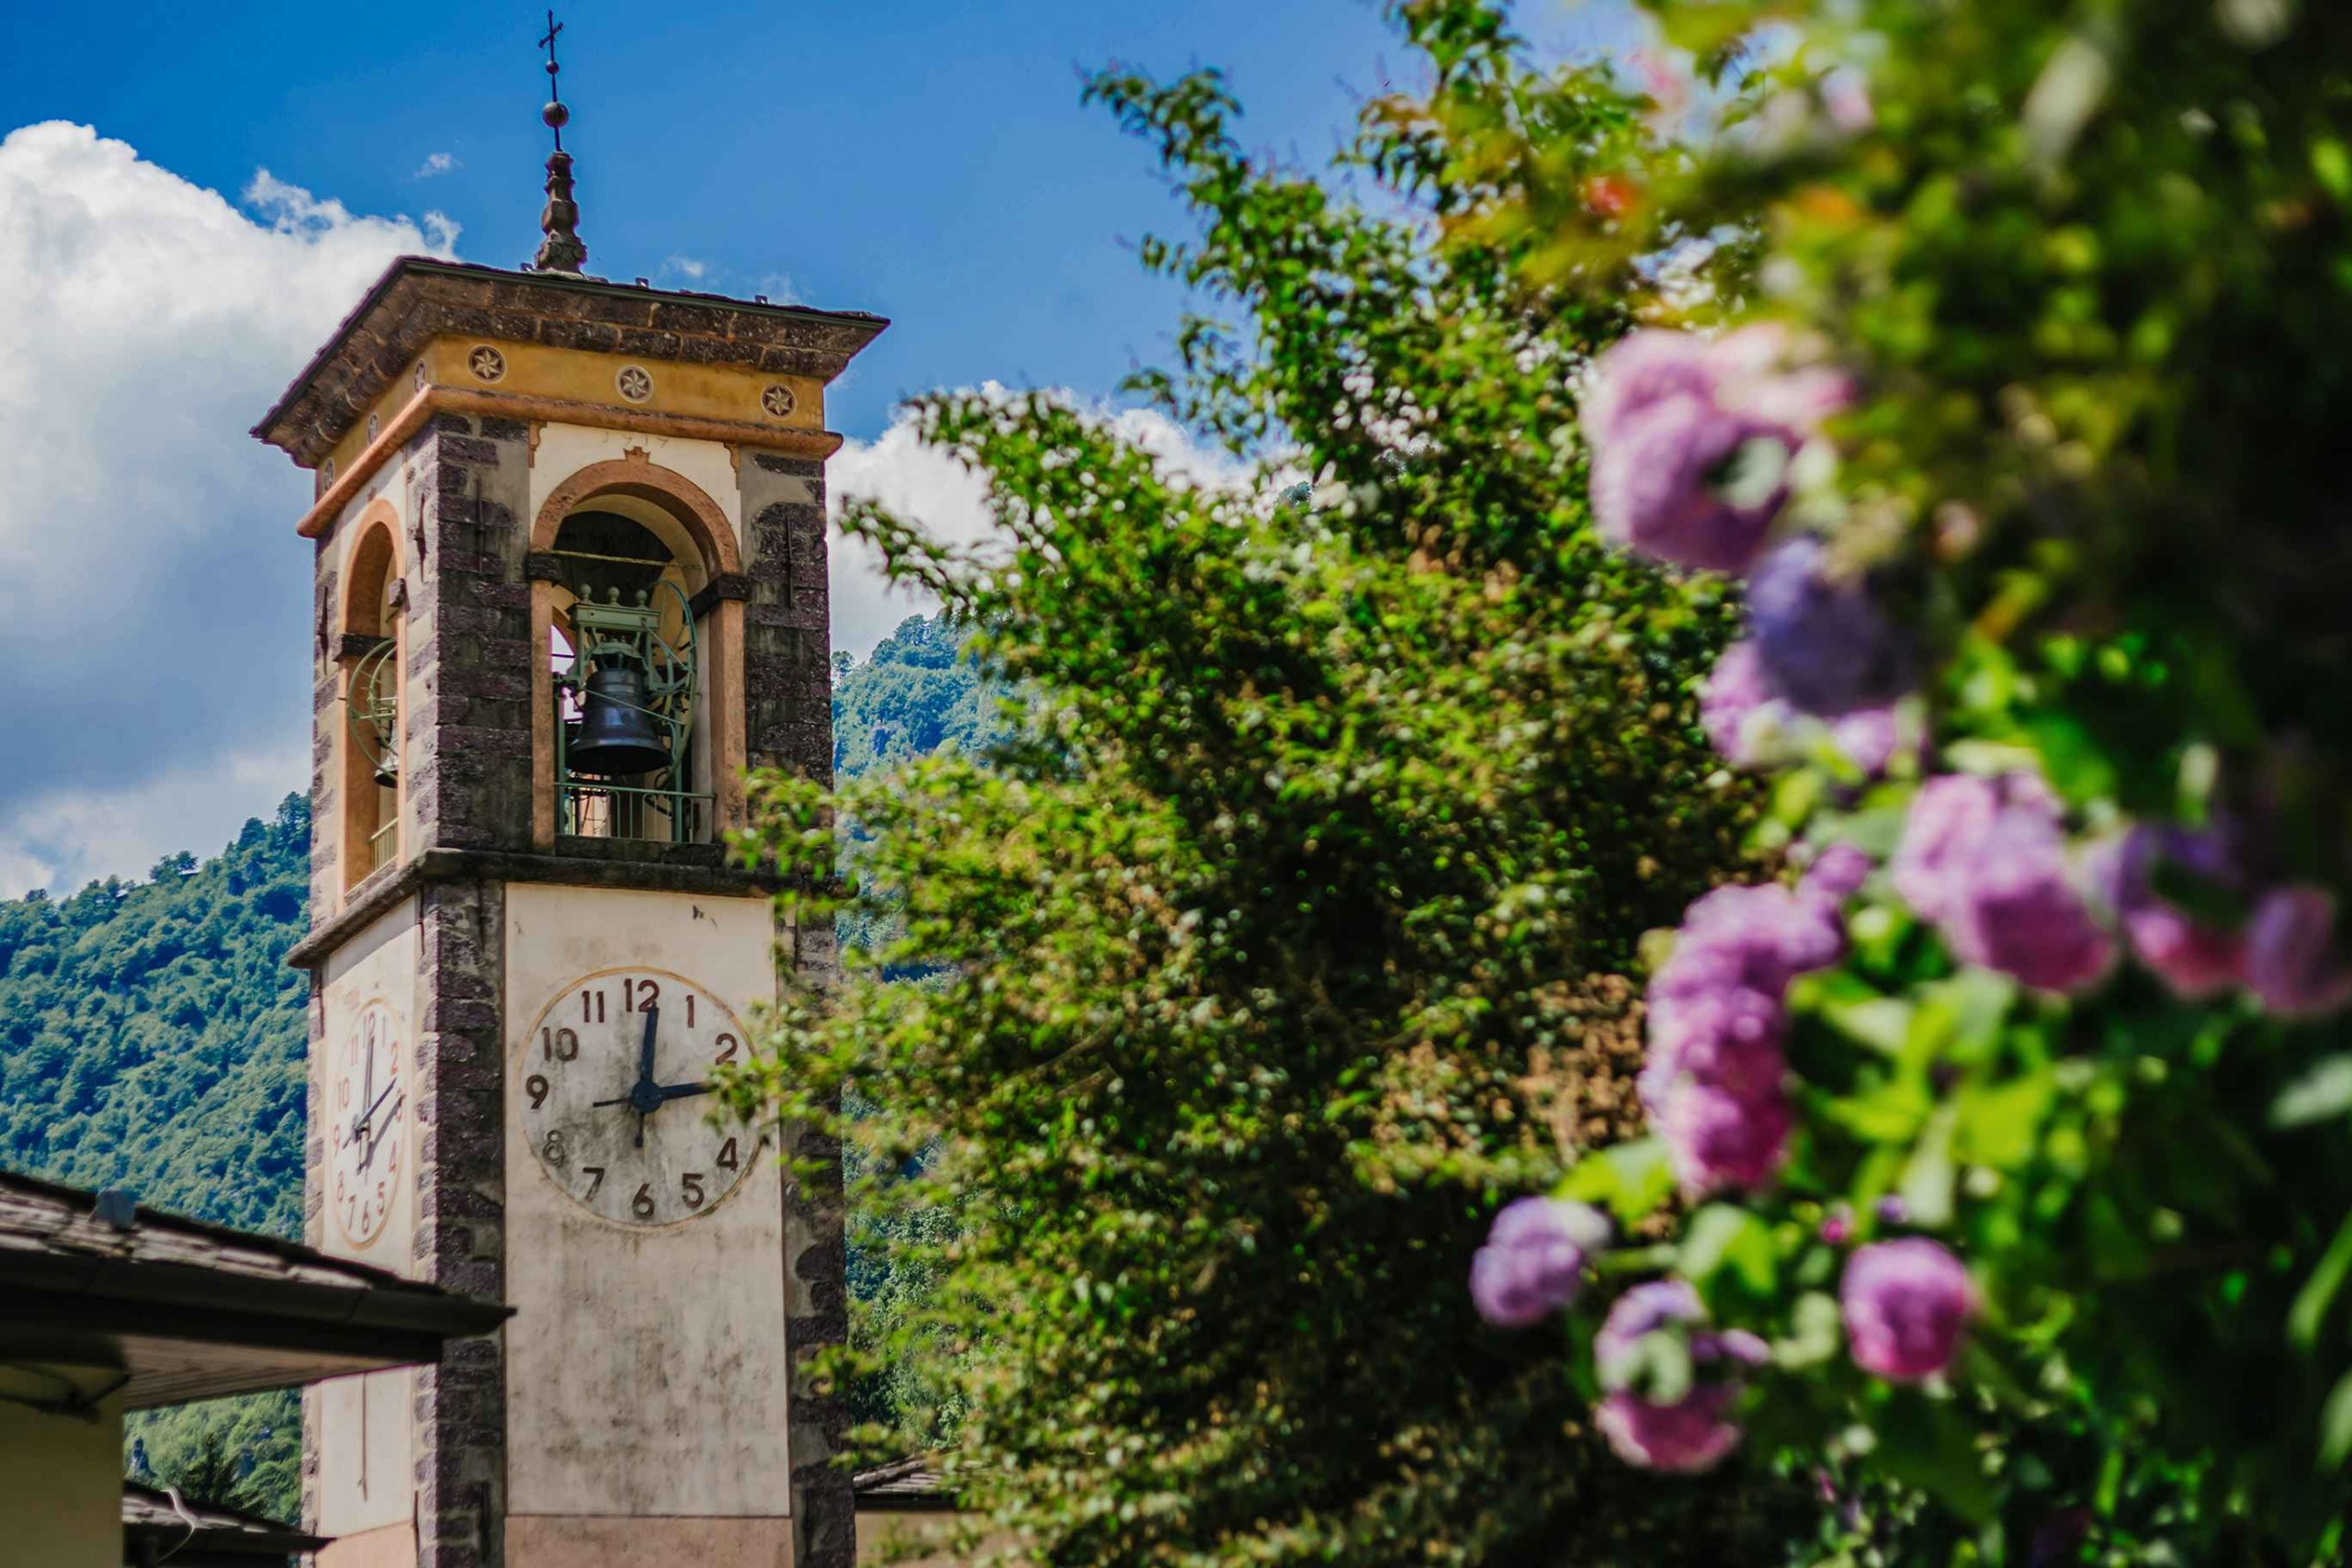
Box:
<box><xmin>825</xmin><ymin>386</ymin><xmax>1250</xmax><ymax>660</ymax></box>
<box><xmin>0</xmin><ymin>121</ymin><xmax>454</xmax><ymax>895</ymax></box>
<box><xmin>414</xmin><ymin>151</ymin><xmax>459</xmax><ymax>178</ymax></box>
<box><xmin>663</xmin><ymin>253</ymin><xmax>707</xmax><ymax>280</ymax></box>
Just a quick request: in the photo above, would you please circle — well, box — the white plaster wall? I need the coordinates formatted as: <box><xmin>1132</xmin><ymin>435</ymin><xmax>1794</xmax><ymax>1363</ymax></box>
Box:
<box><xmin>503</xmin><ymin>883</ymin><xmax>790</xmax><ymax>1517</ymax></box>
<box><xmin>0</xmin><ymin>1390</ymin><xmax>122</xmax><ymax>1568</ymax></box>
<box><xmin>315</xmin><ymin>895</ymin><xmax>420</xmax><ymax>1539</ymax></box>
<box><xmin>528</xmin><ymin>425</ymin><xmax>745</xmax><ymax>557</ymax></box>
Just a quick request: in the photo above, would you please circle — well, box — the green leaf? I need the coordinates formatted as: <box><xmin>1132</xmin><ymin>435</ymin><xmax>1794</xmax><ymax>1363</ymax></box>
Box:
<box><xmin>1875</xmin><ymin>1393</ymin><xmax>1997</xmax><ymax>1524</ymax></box>
<box><xmin>1899</xmin><ymin>1107</ymin><xmax>1959</xmax><ymax>1229</ymax></box>
<box><xmin>2290</xmin><ymin>1212</ymin><xmax>2352</xmax><ymax>1350</ymax></box>
<box><xmin>1679</xmin><ymin>1204</ymin><xmax>1778</xmax><ymax>1297</ymax></box>
<box><xmin>1906</xmin><ymin>971</ymin><xmax>2018</xmax><ymax>1070</ymax></box>
<box><xmin>1952</xmin><ymin>1071</ymin><xmax>2054</xmax><ymax>1169</ymax></box>
<box><xmin>2320</xmin><ymin>1371</ymin><xmax>2352</xmax><ymax>1470</ymax></box>
<box><xmin>2273</xmin><ymin>1055</ymin><xmax>2352</xmax><ymax>1129</ymax></box>
<box><xmin>1558</xmin><ymin>1138</ymin><xmax>1678</xmax><ymax>1227</ymax></box>
<box><xmin>1774</xmin><ymin>1291</ymin><xmax>1845</xmax><ymax>1370</ymax></box>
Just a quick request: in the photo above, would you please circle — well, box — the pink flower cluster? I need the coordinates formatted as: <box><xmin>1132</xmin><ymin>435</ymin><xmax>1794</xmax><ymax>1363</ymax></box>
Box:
<box><xmin>1642</xmin><ymin>877</ymin><xmax>1852</xmax><ymax>1194</ymax></box>
<box><xmin>1592</xmin><ymin>1280</ymin><xmax>1770</xmax><ymax>1472</ymax></box>
<box><xmin>1702</xmin><ymin>639</ymin><xmax>1905</xmax><ymax>776</ymax></box>
<box><xmin>1893</xmin><ymin>773</ymin><xmax>2115</xmax><ymax>994</ymax></box>
<box><xmin>1469</xmin><ymin>1197</ymin><xmax>1611</xmax><ymax>1328</ymax></box>
<box><xmin>1583</xmin><ymin>327</ymin><xmax>1851</xmax><ymax>575</ymax></box>
<box><xmin>1839</xmin><ymin>1238</ymin><xmax>1976</xmax><ymax>1382</ymax></box>
<box><xmin>1894</xmin><ymin>777</ymin><xmax>2352</xmax><ymax>1014</ymax></box>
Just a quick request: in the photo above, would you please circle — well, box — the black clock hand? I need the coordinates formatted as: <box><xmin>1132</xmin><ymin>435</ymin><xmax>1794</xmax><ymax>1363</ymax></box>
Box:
<box><xmin>359</xmin><ymin>1094</ymin><xmax>404</xmax><ymax>1171</ymax></box>
<box><xmin>637</xmin><ymin>1004</ymin><xmax>659</xmax><ymax>1090</ymax></box>
<box><xmin>658</xmin><ymin>1080</ymin><xmax>712</xmax><ymax>1102</ymax></box>
<box><xmin>355</xmin><ymin>1078</ymin><xmax>397</xmax><ymax>1134</ymax></box>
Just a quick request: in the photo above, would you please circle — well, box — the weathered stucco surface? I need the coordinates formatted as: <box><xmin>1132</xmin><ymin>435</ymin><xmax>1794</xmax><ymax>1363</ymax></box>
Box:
<box><xmin>313</xmin><ymin>897</ymin><xmax>420</xmax><ymax>1547</ymax></box>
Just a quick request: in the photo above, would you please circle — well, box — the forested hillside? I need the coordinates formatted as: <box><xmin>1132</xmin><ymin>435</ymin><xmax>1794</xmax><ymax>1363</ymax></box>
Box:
<box><xmin>0</xmin><ymin>796</ymin><xmax>310</xmax><ymax>1235</ymax></box>
<box><xmin>0</xmin><ymin>611</ymin><xmax>994</xmax><ymax>1517</ymax></box>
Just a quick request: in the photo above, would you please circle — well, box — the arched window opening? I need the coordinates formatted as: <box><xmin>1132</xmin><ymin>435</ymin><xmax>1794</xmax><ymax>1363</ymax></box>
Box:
<box><xmin>341</xmin><ymin>524</ymin><xmax>401</xmax><ymax>886</ymax></box>
<box><xmin>549</xmin><ymin>508</ymin><xmax>707</xmax><ymax>842</ymax></box>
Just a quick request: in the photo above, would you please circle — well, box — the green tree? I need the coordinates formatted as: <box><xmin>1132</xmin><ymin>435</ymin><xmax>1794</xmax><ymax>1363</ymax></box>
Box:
<box><xmin>731</xmin><ymin>7</ymin><xmax>1814</xmax><ymax>1562</ymax></box>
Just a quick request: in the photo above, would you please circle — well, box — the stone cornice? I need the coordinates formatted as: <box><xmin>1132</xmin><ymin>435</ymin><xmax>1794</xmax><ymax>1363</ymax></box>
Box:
<box><xmin>254</xmin><ymin>256</ymin><xmax>888</xmax><ymax>468</ymax></box>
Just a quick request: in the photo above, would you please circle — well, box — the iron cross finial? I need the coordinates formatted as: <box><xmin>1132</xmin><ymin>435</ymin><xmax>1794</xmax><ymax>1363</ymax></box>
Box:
<box><xmin>539</xmin><ymin>10</ymin><xmax>568</xmax><ymax>152</ymax></box>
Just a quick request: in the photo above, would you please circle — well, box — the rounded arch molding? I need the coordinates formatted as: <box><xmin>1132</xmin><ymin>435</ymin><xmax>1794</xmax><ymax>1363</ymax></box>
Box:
<box><xmin>336</xmin><ymin>497</ymin><xmax>405</xmax><ymax>637</ymax></box>
<box><xmin>531</xmin><ymin>453</ymin><xmax>743</xmax><ymax>580</ymax></box>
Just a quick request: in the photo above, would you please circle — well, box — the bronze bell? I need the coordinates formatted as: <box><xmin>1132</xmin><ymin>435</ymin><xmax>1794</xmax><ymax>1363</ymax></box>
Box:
<box><xmin>569</xmin><ymin>663</ymin><xmax>670</xmax><ymax>777</ymax></box>
<box><xmin>371</xmin><ymin>752</ymin><xmax>399</xmax><ymax>790</ymax></box>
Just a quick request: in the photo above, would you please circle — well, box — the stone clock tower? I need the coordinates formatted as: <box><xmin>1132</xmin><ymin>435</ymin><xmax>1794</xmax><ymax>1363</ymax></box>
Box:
<box><xmin>254</xmin><ymin>80</ymin><xmax>885</xmax><ymax>1567</ymax></box>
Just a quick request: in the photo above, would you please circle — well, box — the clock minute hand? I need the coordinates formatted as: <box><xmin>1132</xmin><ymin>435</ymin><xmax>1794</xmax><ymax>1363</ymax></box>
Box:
<box><xmin>637</xmin><ymin>1004</ymin><xmax>659</xmax><ymax>1090</ymax></box>
<box><xmin>657</xmin><ymin>1080</ymin><xmax>713</xmax><ymax>1102</ymax></box>
<box><xmin>359</xmin><ymin>1094</ymin><xmax>404</xmax><ymax>1172</ymax></box>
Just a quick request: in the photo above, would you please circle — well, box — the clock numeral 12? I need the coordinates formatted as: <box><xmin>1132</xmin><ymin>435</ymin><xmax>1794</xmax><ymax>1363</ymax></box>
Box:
<box><xmin>622</xmin><ymin>976</ymin><xmax>662</xmax><ymax>1013</ymax></box>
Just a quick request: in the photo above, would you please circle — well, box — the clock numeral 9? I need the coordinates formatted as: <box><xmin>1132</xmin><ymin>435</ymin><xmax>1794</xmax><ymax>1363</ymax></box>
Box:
<box><xmin>526</xmin><ymin>1074</ymin><xmax>550</xmax><ymax>1110</ymax></box>
<box><xmin>542</xmin><ymin>1026</ymin><xmax>579</xmax><ymax>1062</ymax></box>
<box><xmin>681</xmin><ymin>1172</ymin><xmax>707</xmax><ymax>1209</ymax></box>
<box><xmin>631</xmin><ymin>1183</ymin><xmax>656</xmax><ymax>1221</ymax></box>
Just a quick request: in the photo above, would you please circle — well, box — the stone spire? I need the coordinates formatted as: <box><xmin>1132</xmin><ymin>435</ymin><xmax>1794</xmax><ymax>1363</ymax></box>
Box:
<box><xmin>532</xmin><ymin>11</ymin><xmax>589</xmax><ymax>275</ymax></box>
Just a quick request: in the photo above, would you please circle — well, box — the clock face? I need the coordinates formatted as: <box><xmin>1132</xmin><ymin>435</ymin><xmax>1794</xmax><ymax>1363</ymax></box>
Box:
<box><xmin>518</xmin><ymin>968</ymin><xmax>757</xmax><ymax>1227</ymax></box>
<box><xmin>328</xmin><ymin>999</ymin><xmax>405</xmax><ymax>1247</ymax></box>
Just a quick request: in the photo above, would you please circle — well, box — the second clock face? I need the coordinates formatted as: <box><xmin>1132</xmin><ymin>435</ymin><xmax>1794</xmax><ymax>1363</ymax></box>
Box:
<box><xmin>518</xmin><ymin>968</ymin><xmax>757</xmax><ymax>1227</ymax></box>
<box><xmin>328</xmin><ymin>998</ymin><xmax>405</xmax><ymax>1247</ymax></box>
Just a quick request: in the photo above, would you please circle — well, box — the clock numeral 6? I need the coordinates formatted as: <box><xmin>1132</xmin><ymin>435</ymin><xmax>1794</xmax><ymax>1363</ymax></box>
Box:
<box><xmin>631</xmin><ymin>1182</ymin><xmax>657</xmax><ymax>1221</ymax></box>
<box><xmin>681</xmin><ymin>1172</ymin><xmax>707</xmax><ymax>1210</ymax></box>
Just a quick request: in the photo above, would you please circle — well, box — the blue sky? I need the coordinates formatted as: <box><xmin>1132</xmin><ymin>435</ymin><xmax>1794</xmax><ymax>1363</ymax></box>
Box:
<box><xmin>0</xmin><ymin>1</ymin><xmax>1641</xmax><ymax>893</ymax></box>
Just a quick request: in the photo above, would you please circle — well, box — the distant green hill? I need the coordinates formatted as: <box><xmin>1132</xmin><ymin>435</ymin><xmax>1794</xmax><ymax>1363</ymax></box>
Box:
<box><xmin>0</xmin><ymin>612</ymin><xmax>1001</xmax><ymax>1519</ymax></box>
<box><xmin>0</xmin><ymin>797</ymin><xmax>311</xmax><ymax>1235</ymax></box>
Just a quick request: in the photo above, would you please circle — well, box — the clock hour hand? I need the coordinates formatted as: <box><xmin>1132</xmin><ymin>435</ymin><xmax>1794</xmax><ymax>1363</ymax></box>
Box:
<box><xmin>637</xmin><ymin>1003</ymin><xmax>659</xmax><ymax>1090</ymax></box>
<box><xmin>354</xmin><ymin>1078</ymin><xmax>398</xmax><ymax>1139</ymax></box>
<box><xmin>657</xmin><ymin>1080</ymin><xmax>712</xmax><ymax>1102</ymax></box>
<box><xmin>358</xmin><ymin>1094</ymin><xmax>403</xmax><ymax>1171</ymax></box>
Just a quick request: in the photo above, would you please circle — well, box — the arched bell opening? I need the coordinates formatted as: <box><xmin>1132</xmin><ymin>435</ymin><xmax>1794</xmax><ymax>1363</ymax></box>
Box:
<box><xmin>547</xmin><ymin>505</ymin><xmax>710</xmax><ymax>843</ymax></box>
<box><xmin>339</xmin><ymin>516</ymin><xmax>403</xmax><ymax>888</ymax></box>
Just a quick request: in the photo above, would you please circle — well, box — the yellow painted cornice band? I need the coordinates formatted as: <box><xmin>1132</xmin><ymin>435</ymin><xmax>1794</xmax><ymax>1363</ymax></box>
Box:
<box><xmin>296</xmin><ymin>385</ymin><xmax>844</xmax><ymax>540</ymax></box>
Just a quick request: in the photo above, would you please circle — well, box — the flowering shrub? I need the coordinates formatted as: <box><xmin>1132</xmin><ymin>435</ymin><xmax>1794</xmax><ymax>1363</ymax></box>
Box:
<box><xmin>1450</xmin><ymin>0</ymin><xmax>2352</xmax><ymax>1554</ymax></box>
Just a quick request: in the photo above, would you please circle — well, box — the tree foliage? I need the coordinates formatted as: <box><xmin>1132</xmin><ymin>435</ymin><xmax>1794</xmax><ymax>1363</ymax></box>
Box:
<box><xmin>729</xmin><ymin>8</ymin><xmax>1826</xmax><ymax>1562</ymax></box>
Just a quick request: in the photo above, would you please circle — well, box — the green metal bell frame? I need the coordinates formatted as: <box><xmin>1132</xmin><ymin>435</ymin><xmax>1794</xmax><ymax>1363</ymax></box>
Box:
<box><xmin>553</xmin><ymin>579</ymin><xmax>706</xmax><ymax>841</ymax></box>
<box><xmin>347</xmin><ymin>638</ymin><xmax>401</xmax><ymax>787</ymax></box>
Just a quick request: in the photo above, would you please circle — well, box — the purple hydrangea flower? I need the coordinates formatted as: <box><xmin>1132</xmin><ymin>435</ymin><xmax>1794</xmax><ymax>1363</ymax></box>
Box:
<box><xmin>1939</xmin><ymin>809</ymin><xmax>2116</xmax><ymax>994</ymax></box>
<box><xmin>1840</xmin><ymin>1238</ymin><xmax>1976</xmax><ymax>1382</ymax></box>
<box><xmin>1644</xmin><ymin>880</ymin><xmax>1845</xmax><ymax>1194</ymax></box>
<box><xmin>1595</xmin><ymin>1386</ymin><xmax>1748</xmax><ymax>1472</ymax></box>
<box><xmin>1744</xmin><ymin>537</ymin><xmax>1914</xmax><ymax>717</ymax></box>
<box><xmin>1801</xmin><ymin>842</ymin><xmax>1874</xmax><ymax>906</ymax></box>
<box><xmin>1584</xmin><ymin>327</ymin><xmax>1852</xmax><ymax>575</ymax></box>
<box><xmin>1894</xmin><ymin>773</ymin><xmax>2112</xmax><ymax>993</ymax></box>
<box><xmin>1701</xmin><ymin>640</ymin><xmax>1778</xmax><ymax>765</ymax></box>
<box><xmin>1658</xmin><ymin>1081</ymin><xmax>1793</xmax><ymax>1195</ymax></box>
<box><xmin>1701</xmin><ymin>639</ymin><xmax>1905</xmax><ymax>775</ymax></box>
<box><xmin>2089</xmin><ymin>825</ymin><xmax>2248</xmax><ymax>1000</ymax></box>
<box><xmin>1591</xmin><ymin>1280</ymin><xmax>1766</xmax><ymax>1472</ymax></box>
<box><xmin>1819</xmin><ymin>1203</ymin><xmax>1855</xmax><ymax>1245</ymax></box>
<box><xmin>1469</xmin><ymin>1197</ymin><xmax>1612</xmax><ymax>1328</ymax></box>
<box><xmin>2246</xmin><ymin>885</ymin><xmax>2352</xmax><ymax>1020</ymax></box>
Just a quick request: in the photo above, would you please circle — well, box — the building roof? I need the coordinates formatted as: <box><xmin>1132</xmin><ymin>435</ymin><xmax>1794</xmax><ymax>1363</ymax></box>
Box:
<box><xmin>853</xmin><ymin>1455</ymin><xmax>956</xmax><ymax>1511</ymax></box>
<box><xmin>121</xmin><ymin>1483</ymin><xmax>325</xmax><ymax>1567</ymax></box>
<box><xmin>253</xmin><ymin>255</ymin><xmax>888</xmax><ymax>468</ymax></box>
<box><xmin>0</xmin><ymin>1169</ymin><xmax>509</xmax><ymax>1410</ymax></box>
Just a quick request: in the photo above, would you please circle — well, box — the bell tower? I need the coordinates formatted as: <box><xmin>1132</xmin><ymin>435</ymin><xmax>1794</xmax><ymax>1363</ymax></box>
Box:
<box><xmin>255</xmin><ymin>36</ymin><xmax>885</xmax><ymax>1568</ymax></box>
